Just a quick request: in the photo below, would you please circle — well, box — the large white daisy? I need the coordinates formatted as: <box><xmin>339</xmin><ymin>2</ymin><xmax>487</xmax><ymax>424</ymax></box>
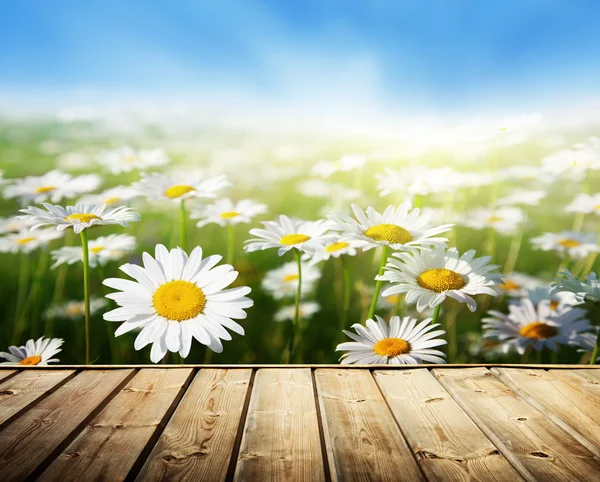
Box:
<box><xmin>261</xmin><ymin>261</ymin><xmax>321</xmax><ymax>299</ymax></box>
<box><xmin>530</xmin><ymin>231</ymin><xmax>599</xmax><ymax>260</ymax></box>
<box><xmin>98</xmin><ymin>146</ymin><xmax>169</xmax><ymax>174</ymax></box>
<box><xmin>244</xmin><ymin>215</ymin><xmax>332</xmax><ymax>256</ymax></box>
<box><xmin>0</xmin><ymin>228</ymin><xmax>63</xmax><ymax>253</ymax></box>
<box><xmin>482</xmin><ymin>298</ymin><xmax>593</xmax><ymax>354</ymax></box>
<box><xmin>0</xmin><ymin>337</ymin><xmax>63</xmax><ymax>365</ymax></box>
<box><xmin>191</xmin><ymin>198</ymin><xmax>267</xmax><ymax>228</ymax></box>
<box><xmin>133</xmin><ymin>170</ymin><xmax>230</xmax><ymax>202</ymax></box>
<box><xmin>51</xmin><ymin>233</ymin><xmax>137</xmax><ymax>268</ymax></box>
<box><xmin>328</xmin><ymin>203</ymin><xmax>452</xmax><ymax>252</ymax></box>
<box><xmin>336</xmin><ymin>315</ymin><xmax>447</xmax><ymax>365</ymax></box>
<box><xmin>378</xmin><ymin>247</ymin><xmax>501</xmax><ymax>312</ymax></box>
<box><xmin>18</xmin><ymin>203</ymin><xmax>141</xmax><ymax>234</ymax></box>
<box><xmin>103</xmin><ymin>244</ymin><xmax>254</xmax><ymax>363</ymax></box>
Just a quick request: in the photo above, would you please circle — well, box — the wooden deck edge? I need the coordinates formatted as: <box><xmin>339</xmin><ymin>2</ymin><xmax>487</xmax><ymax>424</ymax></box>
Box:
<box><xmin>3</xmin><ymin>364</ymin><xmax>599</xmax><ymax>369</ymax></box>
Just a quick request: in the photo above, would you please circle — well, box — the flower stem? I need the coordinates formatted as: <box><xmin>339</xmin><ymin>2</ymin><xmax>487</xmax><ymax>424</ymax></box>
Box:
<box><xmin>227</xmin><ymin>224</ymin><xmax>235</xmax><ymax>265</ymax></box>
<box><xmin>97</xmin><ymin>265</ymin><xmax>114</xmax><ymax>364</ymax></box>
<box><xmin>28</xmin><ymin>249</ymin><xmax>50</xmax><ymax>338</ymax></box>
<box><xmin>367</xmin><ymin>245</ymin><xmax>389</xmax><ymax>321</ymax></box>
<box><xmin>12</xmin><ymin>254</ymin><xmax>30</xmax><ymax>344</ymax></box>
<box><xmin>431</xmin><ymin>304</ymin><xmax>441</xmax><ymax>324</ymax></box>
<box><xmin>340</xmin><ymin>256</ymin><xmax>351</xmax><ymax>338</ymax></box>
<box><xmin>590</xmin><ymin>328</ymin><xmax>600</xmax><ymax>366</ymax></box>
<box><xmin>46</xmin><ymin>263</ymin><xmax>68</xmax><ymax>336</ymax></box>
<box><xmin>80</xmin><ymin>229</ymin><xmax>91</xmax><ymax>365</ymax></box>
<box><xmin>284</xmin><ymin>248</ymin><xmax>303</xmax><ymax>364</ymax></box>
<box><xmin>180</xmin><ymin>199</ymin><xmax>187</xmax><ymax>251</ymax></box>
<box><xmin>503</xmin><ymin>230</ymin><xmax>523</xmax><ymax>275</ymax></box>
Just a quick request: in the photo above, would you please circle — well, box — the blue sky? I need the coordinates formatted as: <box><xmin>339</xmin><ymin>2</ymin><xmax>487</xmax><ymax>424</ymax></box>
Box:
<box><xmin>2</xmin><ymin>0</ymin><xmax>600</xmax><ymax>114</ymax></box>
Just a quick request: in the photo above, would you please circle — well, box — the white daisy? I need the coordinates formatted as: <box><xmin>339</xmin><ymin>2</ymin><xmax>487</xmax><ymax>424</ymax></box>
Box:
<box><xmin>511</xmin><ymin>286</ymin><xmax>581</xmax><ymax>310</ymax></box>
<box><xmin>98</xmin><ymin>146</ymin><xmax>169</xmax><ymax>174</ymax></box>
<box><xmin>3</xmin><ymin>170</ymin><xmax>101</xmax><ymax>205</ymax></box>
<box><xmin>572</xmin><ymin>329</ymin><xmax>600</xmax><ymax>361</ymax></box>
<box><xmin>464</xmin><ymin>332</ymin><xmax>506</xmax><ymax>361</ymax></box>
<box><xmin>0</xmin><ymin>228</ymin><xmax>63</xmax><ymax>253</ymax></box>
<box><xmin>482</xmin><ymin>298</ymin><xmax>593</xmax><ymax>354</ymax></box>
<box><xmin>262</xmin><ymin>261</ymin><xmax>321</xmax><ymax>299</ymax></box>
<box><xmin>551</xmin><ymin>269</ymin><xmax>600</xmax><ymax>303</ymax></box>
<box><xmin>274</xmin><ymin>302</ymin><xmax>321</xmax><ymax>322</ymax></box>
<box><xmin>312</xmin><ymin>154</ymin><xmax>367</xmax><ymax>178</ymax></box>
<box><xmin>459</xmin><ymin>207</ymin><xmax>525</xmax><ymax>235</ymax></box>
<box><xmin>499</xmin><ymin>165</ymin><xmax>555</xmax><ymax>184</ymax></box>
<box><xmin>309</xmin><ymin>237</ymin><xmax>365</xmax><ymax>263</ymax></box>
<box><xmin>0</xmin><ymin>337</ymin><xmax>63</xmax><ymax>365</ymax></box>
<box><xmin>497</xmin><ymin>189</ymin><xmax>546</xmax><ymax>206</ymax></box>
<box><xmin>542</xmin><ymin>147</ymin><xmax>600</xmax><ymax>179</ymax></box>
<box><xmin>191</xmin><ymin>198</ymin><xmax>267</xmax><ymax>228</ymax></box>
<box><xmin>0</xmin><ymin>216</ymin><xmax>36</xmax><ymax>234</ymax></box>
<box><xmin>566</xmin><ymin>193</ymin><xmax>600</xmax><ymax>215</ymax></box>
<box><xmin>297</xmin><ymin>180</ymin><xmax>361</xmax><ymax>202</ymax></box>
<box><xmin>103</xmin><ymin>244</ymin><xmax>254</xmax><ymax>363</ymax></box>
<box><xmin>18</xmin><ymin>203</ymin><xmax>140</xmax><ymax>234</ymax></box>
<box><xmin>328</xmin><ymin>203</ymin><xmax>452</xmax><ymax>252</ymax></box>
<box><xmin>44</xmin><ymin>298</ymin><xmax>107</xmax><ymax>320</ymax></box>
<box><xmin>498</xmin><ymin>272</ymin><xmax>545</xmax><ymax>297</ymax></box>
<box><xmin>336</xmin><ymin>315</ymin><xmax>447</xmax><ymax>365</ymax></box>
<box><xmin>51</xmin><ymin>234</ymin><xmax>137</xmax><ymax>268</ymax></box>
<box><xmin>133</xmin><ymin>170</ymin><xmax>230</xmax><ymax>202</ymax></box>
<box><xmin>377</xmin><ymin>247</ymin><xmax>501</xmax><ymax>312</ymax></box>
<box><xmin>244</xmin><ymin>215</ymin><xmax>332</xmax><ymax>256</ymax></box>
<box><xmin>376</xmin><ymin>166</ymin><xmax>460</xmax><ymax>198</ymax></box>
<box><xmin>79</xmin><ymin>185</ymin><xmax>139</xmax><ymax>206</ymax></box>
<box><xmin>530</xmin><ymin>231</ymin><xmax>599</xmax><ymax>260</ymax></box>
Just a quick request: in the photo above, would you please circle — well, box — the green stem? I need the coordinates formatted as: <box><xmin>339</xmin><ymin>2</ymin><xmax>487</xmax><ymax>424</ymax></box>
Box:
<box><xmin>284</xmin><ymin>248</ymin><xmax>303</xmax><ymax>364</ymax></box>
<box><xmin>590</xmin><ymin>325</ymin><xmax>600</xmax><ymax>366</ymax></box>
<box><xmin>80</xmin><ymin>230</ymin><xmax>91</xmax><ymax>365</ymax></box>
<box><xmin>97</xmin><ymin>266</ymin><xmax>114</xmax><ymax>364</ymax></box>
<box><xmin>28</xmin><ymin>249</ymin><xmax>50</xmax><ymax>338</ymax></box>
<box><xmin>367</xmin><ymin>246</ymin><xmax>389</xmax><ymax>321</ymax></box>
<box><xmin>180</xmin><ymin>198</ymin><xmax>187</xmax><ymax>251</ymax></box>
<box><xmin>340</xmin><ymin>256</ymin><xmax>351</xmax><ymax>338</ymax></box>
<box><xmin>46</xmin><ymin>263</ymin><xmax>68</xmax><ymax>336</ymax></box>
<box><xmin>503</xmin><ymin>230</ymin><xmax>523</xmax><ymax>275</ymax></box>
<box><xmin>551</xmin><ymin>346</ymin><xmax>559</xmax><ymax>364</ymax></box>
<box><xmin>12</xmin><ymin>254</ymin><xmax>30</xmax><ymax>344</ymax></box>
<box><xmin>431</xmin><ymin>304</ymin><xmax>441</xmax><ymax>324</ymax></box>
<box><xmin>226</xmin><ymin>224</ymin><xmax>235</xmax><ymax>265</ymax></box>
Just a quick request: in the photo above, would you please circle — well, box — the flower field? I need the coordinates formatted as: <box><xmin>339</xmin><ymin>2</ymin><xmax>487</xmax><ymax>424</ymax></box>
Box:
<box><xmin>0</xmin><ymin>114</ymin><xmax>599</xmax><ymax>365</ymax></box>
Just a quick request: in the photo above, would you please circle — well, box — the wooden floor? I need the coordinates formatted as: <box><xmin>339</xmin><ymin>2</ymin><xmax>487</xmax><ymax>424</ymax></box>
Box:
<box><xmin>0</xmin><ymin>365</ymin><xmax>598</xmax><ymax>481</ymax></box>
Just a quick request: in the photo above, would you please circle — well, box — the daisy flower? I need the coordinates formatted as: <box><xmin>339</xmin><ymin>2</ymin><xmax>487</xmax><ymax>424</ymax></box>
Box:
<box><xmin>0</xmin><ymin>337</ymin><xmax>63</xmax><ymax>365</ymax></box>
<box><xmin>336</xmin><ymin>315</ymin><xmax>447</xmax><ymax>365</ymax></box>
<box><xmin>482</xmin><ymin>298</ymin><xmax>593</xmax><ymax>354</ymax></box>
<box><xmin>309</xmin><ymin>238</ymin><xmax>365</xmax><ymax>263</ymax></box>
<box><xmin>572</xmin><ymin>329</ymin><xmax>600</xmax><ymax>362</ymax></box>
<box><xmin>103</xmin><ymin>244</ymin><xmax>254</xmax><ymax>363</ymax></box>
<box><xmin>0</xmin><ymin>216</ymin><xmax>36</xmax><ymax>234</ymax></box>
<box><xmin>511</xmin><ymin>286</ymin><xmax>581</xmax><ymax>310</ymax></box>
<box><xmin>191</xmin><ymin>198</ymin><xmax>267</xmax><ymax>228</ymax></box>
<box><xmin>298</xmin><ymin>180</ymin><xmax>361</xmax><ymax>203</ymax></box>
<box><xmin>459</xmin><ymin>207</ymin><xmax>525</xmax><ymax>235</ymax></box>
<box><xmin>51</xmin><ymin>234</ymin><xmax>137</xmax><ymax>268</ymax></box>
<box><xmin>133</xmin><ymin>170</ymin><xmax>230</xmax><ymax>202</ymax></box>
<box><xmin>378</xmin><ymin>247</ymin><xmax>501</xmax><ymax>312</ymax></box>
<box><xmin>498</xmin><ymin>272</ymin><xmax>545</xmax><ymax>297</ymax></box>
<box><xmin>530</xmin><ymin>231</ymin><xmax>599</xmax><ymax>260</ymax></box>
<box><xmin>565</xmin><ymin>193</ymin><xmax>600</xmax><ymax>215</ymax></box>
<box><xmin>244</xmin><ymin>215</ymin><xmax>332</xmax><ymax>256</ymax></box>
<box><xmin>3</xmin><ymin>170</ymin><xmax>101</xmax><ymax>205</ymax></box>
<box><xmin>262</xmin><ymin>261</ymin><xmax>321</xmax><ymax>299</ymax></box>
<box><xmin>542</xmin><ymin>147</ymin><xmax>600</xmax><ymax>179</ymax></box>
<box><xmin>274</xmin><ymin>302</ymin><xmax>321</xmax><ymax>322</ymax></box>
<box><xmin>98</xmin><ymin>146</ymin><xmax>169</xmax><ymax>174</ymax></box>
<box><xmin>312</xmin><ymin>154</ymin><xmax>367</xmax><ymax>178</ymax></box>
<box><xmin>375</xmin><ymin>166</ymin><xmax>459</xmax><ymax>198</ymax></box>
<box><xmin>464</xmin><ymin>332</ymin><xmax>506</xmax><ymax>361</ymax></box>
<box><xmin>497</xmin><ymin>189</ymin><xmax>546</xmax><ymax>207</ymax></box>
<box><xmin>328</xmin><ymin>203</ymin><xmax>452</xmax><ymax>253</ymax></box>
<box><xmin>18</xmin><ymin>203</ymin><xmax>140</xmax><ymax>234</ymax></box>
<box><xmin>551</xmin><ymin>270</ymin><xmax>600</xmax><ymax>303</ymax></box>
<box><xmin>0</xmin><ymin>228</ymin><xmax>63</xmax><ymax>253</ymax></box>
<box><xmin>44</xmin><ymin>298</ymin><xmax>107</xmax><ymax>320</ymax></box>
<box><xmin>79</xmin><ymin>185</ymin><xmax>138</xmax><ymax>206</ymax></box>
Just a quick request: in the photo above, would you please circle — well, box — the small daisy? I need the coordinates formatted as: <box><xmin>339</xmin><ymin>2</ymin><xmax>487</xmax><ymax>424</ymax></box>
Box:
<box><xmin>98</xmin><ymin>146</ymin><xmax>169</xmax><ymax>174</ymax></box>
<box><xmin>459</xmin><ymin>207</ymin><xmax>525</xmax><ymax>235</ymax></box>
<box><xmin>51</xmin><ymin>234</ymin><xmax>137</xmax><ymax>268</ymax></box>
<box><xmin>309</xmin><ymin>237</ymin><xmax>365</xmax><ymax>263</ymax></box>
<box><xmin>336</xmin><ymin>315</ymin><xmax>447</xmax><ymax>365</ymax></box>
<box><xmin>274</xmin><ymin>302</ymin><xmax>321</xmax><ymax>322</ymax></box>
<box><xmin>498</xmin><ymin>272</ymin><xmax>545</xmax><ymax>297</ymax></box>
<box><xmin>328</xmin><ymin>203</ymin><xmax>452</xmax><ymax>252</ymax></box>
<box><xmin>0</xmin><ymin>216</ymin><xmax>36</xmax><ymax>234</ymax></box>
<box><xmin>464</xmin><ymin>332</ymin><xmax>506</xmax><ymax>361</ymax></box>
<box><xmin>542</xmin><ymin>147</ymin><xmax>600</xmax><ymax>179</ymax></box>
<box><xmin>103</xmin><ymin>244</ymin><xmax>254</xmax><ymax>362</ymax></box>
<box><xmin>298</xmin><ymin>180</ymin><xmax>361</xmax><ymax>203</ymax></box>
<box><xmin>244</xmin><ymin>215</ymin><xmax>332</xmax><ymax>256</ymax></box>
<box><xmin>511</xmin><ymin>286</ymin><xmax>581</xmax><ymax>310</ymax></box>
<box><xmin>191</xmin><ymin>198</ymin><xmax>267</xmax><ymax>228</ymax></box>
<box><xmin>551</xmin><ymin>269</ymin><xmax>600</xmax><ymax>303</ymax></box>
<box><xmin>3</xmin><ymin>170</ymin><xmax>101</xmax><ymax>205</ymax></box>
<box><xmin>0</xmin><ymin>337</ymin><xmax>63</xmax><ymax>365</ymax></box>
<box><xmin>378</xmin><ymin>247</ymin><xmax>501</xmax><ymax>312</ymax></box>
<box><xmin>530</xmin><ymin>231</ymin><xmax>599</xmax><ymax>260</ymax></box>
<box><xmin>482</xmin><ymin>298</ymin><xmax>593</xmax><ymax>354</ymax></box>
<box><xmin>44</xmin><ymin>298</ymin><xmax>107</xmax><ymax>320</ymax></box>
<box><xmin>572</xmin><ymin>329</ymin><xmax>600</xmax><ymax>362</ymax></box>
<box><xmin>312</xmin><ymin>154</ymin><xmax>367</xmax><ymax>178</ymax></box>
<box><xmin>497</xmin><ymin>189</ymin><xmax>546</xmax><ymax>207</ymax></box>
<box><xmin>18</xmin><ymin>203</ymin><xmax>140</xmax><ymax>234</ymax></box>
<box><xmin>565</xmin><ymin>193</ymin><xmax>600</xmax><ymax>215</ymax></box>
<box><xmin>262</xmin><ymin>261</ymin><xmax>321</xmax><ymax>299</ymax></box>
<box><xmin>376</xmin><ymin>166</ymin><xmax>459</xmax><ymax>198</ymax></box>
<box><xmin>133</xmin><ymin>170</ymin><xmax>230</xmax><ymax>202</ymax></box>
<box><xmin>79</xmin><ymin>185</ymin><xmax>138</xmax><ymax>206</ymax></box>
<box><xmin>0</xmin><ymin>228</ymin><xmax>63</xmax><ymax>253</ymax></box>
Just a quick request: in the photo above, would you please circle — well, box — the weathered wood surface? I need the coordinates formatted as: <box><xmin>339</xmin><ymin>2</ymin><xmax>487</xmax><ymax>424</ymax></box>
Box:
<box><xmin>0</xmin><ymin>365</ymin><xmax>597</xmax><ymax>481</ymax></box>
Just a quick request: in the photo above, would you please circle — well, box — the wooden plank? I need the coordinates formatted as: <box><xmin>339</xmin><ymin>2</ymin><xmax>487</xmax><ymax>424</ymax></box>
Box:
<box><xmin>493</xmin><ymin>368</ymin><xmax>600</xmax><ymax>458</ymax></box>
<box><xmin>0</xmin><ymin>369</ymin><xmax>133</xmax><ymax>481</ymax></box>
<box><xmin>233</xmin><ymin>368</ymin><xmax>325</xmax><ymax>482</ymax></box>
<box><xmin>315</xmin><ymin>368</ymin><xmax>425</xmax><ymax>482</ymax></box>
<box><xmin>0</xmin><ymin>369</ymin><xmax>75</xmax><ymax>425</ymax></box>
<box><xmin>548</xmin><ymin>368</ymin><xmax>600</xmax><ymax>396</ymax></box>
<box><xmin>374</xmin><ymin>369</ymin><xmax>522</xmax><ymax>481</ymax></box>
<box><xmin>0</xmin><ymin>369</ymin><xmax>17</xmax><ymax>384</ymax></box>
<box><xmin>434</xmin><ymin>367</ymin><xmax>600</xmax><ymax>482</ymax></box>
<box><xmin>38</xmin><ymin>368</ymin><xmax>193</xmax><ymax>482</ymax></box>
<box><xmin>136</xmin><ymin>368</ymin><xmax>252</xmax><ymax>482</ymax></box>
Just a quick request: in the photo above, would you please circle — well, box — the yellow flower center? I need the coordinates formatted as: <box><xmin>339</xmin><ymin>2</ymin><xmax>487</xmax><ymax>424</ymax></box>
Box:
<box><xmin>373</xmin><ymin>338</ymin><xmax>411</xmax><ymax>357</ymax></box>
<box><xmin>19</xmin><ymin>355</ymin><xmax>42</xmax><ymax>365</ymax></box>
<box><xmin>90</xmin><ymin>246</ymin><xmax>104</xmax><ymax>254</ymax></box>
<box><xmin>385</xmin><ymin>295</ymin><xmax>401</xmax><ymax>304</ymax></box>
<box><xmin>66</xmin><ymin>304</ymin><xmax>84</xmax><ymax>316</ymax></box>
<box><xmin>280</xmin><ymin>234</ymin><xmax>311</xmax><ymax>245</ymax></box>
<box><xmin>364</xmin><ymin>224</ymin><xmax>412</xmax><ymax>244</ymax></box>
<box><xmin>595</xmin><ymin>204</ymin><xmax>600</xmax><ymax>210</ymax></box>
<box><xmin>220</xmin><ymin>211</ymin><xmax>240</xmax><ymax>219</ymax></box>
<box><xmin>488</xmin><ymin>216</ymin><xmax>502</xmax><ymax>222</ymax></box>
<box><xmin>519</xmin><ymin>322</ymin><xmax>558</xmax><ymax>340</ymax></box>
<box><xmin>549</xmin><ymin>300</ymin><xmax>559</xmax><ymax>310</ymax></box>
<box><xmin>417</xmin><ymin>268</ymin><xmax>465</xmax><ymax>293</ymax></box>
<box><xmin>123</xmin><ymin>155</ymin><xmax>136</xmax><ymax>163</ymax></box>
<box><xmin>35</xmin><ymin>186</ymin><xmax>55</xmax><ymax>193</ymax></box>
<box><xmin>326</xmin><ymin>241</ymin><xmax>349</xmax><ymax>253</ymax></box>
<box><xmin>283</xmin><ymin>274</ymin><xmax>299</xmax><ymax>282</ymax></box>
<box><xmin>104</xmin><ymin>197</ymin><xmax>121</xmax><ymax>204</ymax></box>
<box><xmin>17</xmin><ymin>237</ymin><xmax>36</xmax><ymax>245</ymax></box>
<box><xmin>65</xmin><ymin>213</ymin><xmax>101</xmax><ymax>223</ymax></box>
<box><xmin>164</xmin><ymin>185</ymin><xmax>195</xmax><ymax>199</ymax></box>
<box><xmin>500</xmin><ymin>280</ymin><xmax>520</xmax><ymax>291</ymax></box>
<box><xmin>558</xmin><ymin>238</ymin><xmax>580</xmax><ymax>248</ymax></box>
<box><xmin>153</xmin><ymin>280</ymin><xmax>206</xmax><ymax>321</ymax></box>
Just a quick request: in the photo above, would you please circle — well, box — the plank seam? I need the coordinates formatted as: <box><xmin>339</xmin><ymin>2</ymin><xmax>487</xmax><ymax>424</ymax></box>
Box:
<box><xmin>0</xmin><ymin>369</ymin><xmax>21</xmax><ymax>384</ymax></box>
<box><xmin>27</xmin><ymin>368</ymin><xmax>140</xmax><ymax>481</ymax></box>
<box><xmin>311</xmin><ymin>368</ymin><xmax>332</xmax><ymax>482</ymax></box>
<box><xmin>5</xmin><ymin>364</ymin><xmax>600</xmax><ymax>369</ymax></box>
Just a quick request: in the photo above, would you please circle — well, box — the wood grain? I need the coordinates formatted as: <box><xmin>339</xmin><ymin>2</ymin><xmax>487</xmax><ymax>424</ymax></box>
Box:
<box><xmin>38</xmin><ymin>368</ymin><xmax>192</xmax><ymax>482</ymax></box>
<box><xmin>374</xmin><ymin>369</ymin><xmax>521</xmax><ymax>481</ymax></box>
<box><xmin>136</xmin><ymin>368</ymin><xmax>252</xmax><ymax>482</ymax></box>
<box><xmin>315</xmin><ymin>368</ymin><xmax>425</xmax><ymax>482</ymax></box>
<box><xmin>0</xmin><ymin>369</ymin><xmax>17</xmax><ymax>384</ymax></box>
<box><xmin>0</xmin><ymin>369</ymin><xmax>133</xmax><ymax>481</ymax></box>
<box><xmin>233</xmin><ymin>368</ymin><xmax>325</xmax><ymax>482</ymax></box>
<box><xmin>434</xmin><ymin>367</ymin><xmax>600</xmax><ymax>482</ymax></box>
<box><xmin>0</xmin><ymin>369</ymin><xmax>75</xmax><ymax>425</ymax></box>
<box><xmin>548</xmin><ymin>368</ymin><xmax>600</xmax><ymax>396</ymax></box>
